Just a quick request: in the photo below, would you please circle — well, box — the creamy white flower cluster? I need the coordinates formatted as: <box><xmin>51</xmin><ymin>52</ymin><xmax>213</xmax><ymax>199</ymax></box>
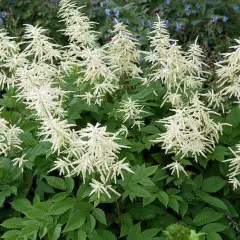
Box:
<box><xmin>7</xmin><ymin>26</ymin><xmax>72</xmax><ymax>155</ymax></box>
<box><xmin>201</xmin><ymin>39</ymin><xmax>240</xmax><ymax>113</ymax></box>
<box><xmin>195</xmin><ymin>40</ymin><xmax>240</xmax><ymax>116</ymax></box>
<box><xmin>216</xmin><ymin>40</ymin><xmax>240</xmax><ymax>189</ymax></box>
<box><xmin>0</xmin><ymin>17</ymin><xmax>133</xmax><ymax>198</ymax></box>
<box><xmin>154</xmin><ymin>93</ymin><xmax>223</xmax><ymax>160</ymax></box>
<box><xmin>22</xmin><ymin>24</ymin><xmax>62</xmax><ymax>63</ymax></box>
<box><xmin>54</xmin><ymin>123</ymin><xmax>133</xmax><ymax>198</ymax></box>
<box><xmin>146</xmin><ymin>16</ymin><xmax>208</xmax><ymax>107</ymax></box>
<box><xmin>77</xmin><ymin>47</ymin><xmax>118</xmax><ymax>106</ymax></box>
<box><xmin>58</xmin><ymin>0</ymin><xmax>143</xmax><ymax>105</ymax></box>
<box><xmin>0</xmin><ymin>112</ymin><xmax>22</xmax><ymax>156</ymax></box>
<box><xmin>103</xmin><ymin>22</ymin><xmax>143</xmax><ymax>78</ymax></box>
<box><xmin>58</xmin><ymin>0</ymin><xmax>97</xmax><ymax>47</ymax></box>
<box><xmin>58</xmin><ymin>0</ymin><xmax>116</xmax><ymax>105</ymax></box>
<box><xmin>146</xmin><ymin>17</ymin><xmax>222</xmax><ymax>177</ymax></box>
<box><xmin>0</xmin><ymin>30</ymin><xmax>18</xmax><ymax>62</ymax></box>
<box><xmin>215</xmin><ymin>39</ymin><xmax>240</xmax><ymax>102</ymax></box>
<box><xmin>224</xmin><ymin>144</ymin><xmax>240</xmax><ymax>190</ymax></box>
<box><xmin>0</xmin><ymin>30</ymin><xmax>27</xmax><ymax>170</ymax></box>
<box><xmin>117</xmin><ymin>98</ymin><xmax>146</xmax><ymax>130</ymax></box>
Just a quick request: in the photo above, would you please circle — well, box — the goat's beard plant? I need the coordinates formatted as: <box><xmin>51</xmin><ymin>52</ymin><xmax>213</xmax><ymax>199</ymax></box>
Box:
<box><xmin>0</xmin><ymin>0</ymin><xmax>240</xmax><ymax>202</ymax></box>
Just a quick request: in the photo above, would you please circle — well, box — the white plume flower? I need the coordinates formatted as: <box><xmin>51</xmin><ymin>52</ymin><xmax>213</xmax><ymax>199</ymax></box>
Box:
<box><xmin>78</xmin><ymin>47</ymin><xmax>116</xmax><ymax>84</ymax></box>
<box><xmin>13</xmin><ymin>64</ymin><xmax>72</xmax><ymax>154</ymax></box>
<box><xmin>78</xmin><ymin>92</ymin><xmax>94</xmax><ymax>105</ymax></box>
<box><xmin>147</xmin><ymin>17</ymin><xmax>208</xmax><ymax>98</ymax></box>
<box><xmin>18</xmin><ymin>83</ymin><xmax>66</xmax><ymax>118</ymax></box>
<box><xmin>76</xmin><ymin>47</ymin><xmax>118</xmax><ymax>105</ymax></box>
<box><xmin>107</xmin><ymin>158</ymin><xmax>134</xmax><ymax>183</ymax></box>
<box><xmin>153</xmin><ymin>93</ymin><xmax>223</xmax><ymax>161</ymax></box>
<box><xmin>201</xmin><ymin>90</ymin><xmax>225</xmax><ymax>112</ymax></box>
<box><xmin>58</xmin><ymin>0</ymin><xmax>98</xmax><ymax>47</ymax></box>
<box><xmin>224</xmin><ymin>142</ymin><xmax>240</xmax><ymax>190</ymax></box>
<box><xmin>215</xmin><ymin>39</ymin><xmax>240</xmax><ymax>101</ymax></box>
<box><xmin>2</xmin><ymin>52</ymin><xmax>28</xmax><ymax>72</ymax></box>
<box><xmin>146</xmin><ymin>16</ymin><xmax>170</xmax><ymax>63</ymax></box>
<box><xmin>228</xmin><ymin>177</ymin><xmax>240</xmax><ymax>190</ymax></box>
<box><xmin>60</xmin><ymin>123</ymin><xmax>133</xmax><ymax>196</ymax></box>
<box><xmin>22</xmin><ymin>24</ymin><xmax>61</xmax><ymax>63</ymax></box>
<box><xmin>161</xmin><ymin>92</ymin><xmax>183</xmax><ymax>108</ymax></box>
<box><xmin>163</xmin><ymin>161</ymin><xmax>187</xmax><ymax>178</ymax></box>
<box><xmin>38</xmin><ymin>117</ymin><xmax>73</xmax><ymax>154</ymax></box>
<box><xmin>0</xmin><ymin>29</ymin><xmax>18</xmax><ymax>61</ymax></box>
<box><xmin>49</xmin><ymin>157</ymin><xmax>71</xmax><ymax>176</ymax></box>
<box><xmin>58</xmin><ymin>0</ymin><xmax>118</xmax><ymax>105</ymax></box>
<box><xmin>0</xmin><ymin>116</ymin><xmax>22</xmax><ymax>156</ymax></box>
<box><xmin>11</xmin><ymin>154</ymin><xmax>28</xmax><ymax>172</ymax></box>
<box><xmin>185</xmin><ymin>37</ymin><xmax>209</xmax><ymax>75</ymax></box>
<box><xmin>117</xmin><ymin>98</ymin><xmax>146</xmax><ymax>129</ymax></box>
<box><xmin>116</xmin><ymin>124</ymin><xmax>129</xmax><ymax>138</ymax></box>
<box><xmin>0</xmin><ymin>71</ymin><xmax>8</xmax><ymax>89</ymax></box>
<box><xmin>11</xmin><ymin>53</ymin><xmax>72</xmax><ymax>155</ymax></box>
<box><xmin>224</xmin><ymin>145</ymin><xmax>240</xmax><ymax>187</ymax></box>
<box><xmin>41</xmin><ymin>122</ymin><xmax>133</xmax><ymax>197</ymax></box>
<box><xmin>103</xmin><ymin>22</ymin><xmax>143</xmax><ymax>78</ymax></box>
<box><xmin>90</xmin><ymin>179</ymin><xmax>120</xmax><ymax>198</ymax></box>
<box><xmin>62</xmin><ymin>130</ymin><xmax>85</xmax><ymax>159</ymax></box>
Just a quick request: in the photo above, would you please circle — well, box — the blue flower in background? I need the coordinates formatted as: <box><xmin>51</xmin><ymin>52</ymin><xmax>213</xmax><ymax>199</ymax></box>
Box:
<box><xmin>196</xmin><ymin>4</ymin><xmax>200</xmax><ymax>10</ymax></box>
<box><xmin>0</xmin><ymin>11</ymin><xmax>7</xmax><ymax>19</ymax></box>
<box><xmin>161</xmin><ymin>19</ymin><xmax>169</xmax><ymax>25</ymax></box>
<box><xmin>184</xmin><ymin>5</ymin><xmax>191</xmax><ymax>16</ymax></box>
<box><xmin>165</xmin><ymin>19</ymin><xmax>169</xmax><ymax>25</ymax></box>
<box><xmin>182</xmin><ymin>0</ymin><xmax>186</xmax><ymax>3</ymax></box>
<box><xmin>134</xmin><ymin>36</ymin><xmax>140</xmax><ymax>41</ymax></box>
<box><xmin>223</xmin><ymin>16</ymin><xmax>228</xmax><ymax>22</ymax></box>
<box><xmin>138</xmin><ymin>58</ymin><xmax>144</xmax><ymax>63</ymax></box>
<box><xmin>105</xmin><ymin>8</ymin><xmax>111</xmax><ymax>16</ymax></box>
<box><xmin>141</xmin><ymin>20</ymin><xmax>145</xmax><ymax>26</ymax></box>
<box><xmin>233</xmin><ymin>5</ymin><xmax>239</xmax><ymax>11</ymax></box>
<box><xmin>176</xmin><ymin>22</ymin><xmax>182</xmax><ymax>30</ymax></box>
<box><xmin>125</xmin><ymin>19</ymin><xmax>130</xmax><ymax>25</ymax></box>
<box><xmin>114</xmin><ymin>10</ymin><xmax>119</xmax><ymax>17</ymax></box>
<box><xmin>211</xmin><ymin>16</ymin><xmax>218</xmax><ymax>23</ymax></box>
<box><xmin>0</xmin><ymin>10</ymin><xmax>10</xmax><ymax>29</ymax></box>
<box><xmin>184</xmin><ymin>5</ymin><xmax>190</xmax><ymax>11</ymax></box>
<box><xmin>166</xmin><ymin>0</ymin><xmax>170</xmax><ymax>5</ymax></box>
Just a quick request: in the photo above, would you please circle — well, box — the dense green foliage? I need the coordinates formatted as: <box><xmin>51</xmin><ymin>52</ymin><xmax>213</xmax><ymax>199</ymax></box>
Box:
<box><xmin>1</xmin><ymin>65</ymin><xmax>240</xmax><ymax>240</ymax></box>
<box><xmin>0</xmin><ymin>1</ymin><xmax>240</xmax><ymax>240</ymax></box>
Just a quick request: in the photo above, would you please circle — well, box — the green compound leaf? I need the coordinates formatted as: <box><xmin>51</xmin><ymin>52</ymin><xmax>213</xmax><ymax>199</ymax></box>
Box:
<box><xmin>92</xmin><ymin>208</ymin><xmax>107</xmax><ymax>225</ymax></box>
<box><xmin>193</xmin><ymin>210</ymin><xmax>224</xmax><ymax>226</ymax></box>
<box><xmin>63</xmin><ymin>210</ymin><xmax>87</xmax><ymax>232</ymax></box>
<box><xmin>45</xmin><ymin>176</ymin><xmax>67</xmax><ymax>191</ymax></box>
<box><xmin>201</xmin><ymin>177</ymin><xmax>227</xmax><ymax>193</ymax></box>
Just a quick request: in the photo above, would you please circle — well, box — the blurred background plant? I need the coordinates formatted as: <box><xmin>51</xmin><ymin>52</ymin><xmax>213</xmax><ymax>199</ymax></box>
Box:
<box><xmin>1</xmin><ymin>0</ymin><xmax>240</xmax><ymax>58</ymax></box>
